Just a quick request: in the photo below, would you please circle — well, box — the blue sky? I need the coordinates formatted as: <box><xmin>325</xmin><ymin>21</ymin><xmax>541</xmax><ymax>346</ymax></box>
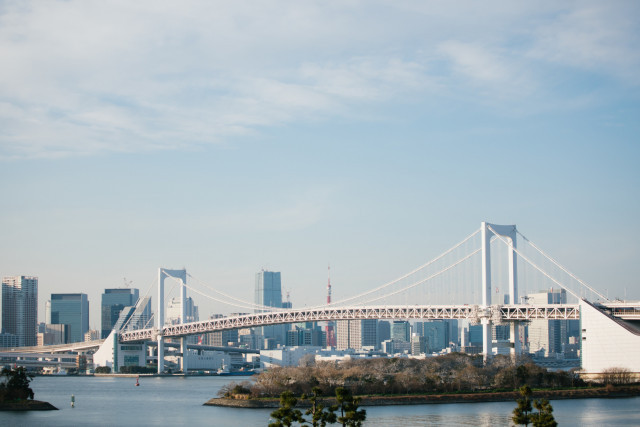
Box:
<box><xmin>1</xmin><ymin>1</ymin><xmax>639</xmax><ymax>328</ymax></box>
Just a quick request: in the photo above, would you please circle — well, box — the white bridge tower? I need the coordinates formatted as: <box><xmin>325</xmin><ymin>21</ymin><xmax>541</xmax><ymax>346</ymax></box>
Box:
<box><xmin>157</xmin><ymin>268</ymin><xmax>188</xmax><ymax>374</ymax></box>
<box><xmin>481</xmin><ymin>222</ymin><xmax>519</xmax><ymax>361</ymax></box>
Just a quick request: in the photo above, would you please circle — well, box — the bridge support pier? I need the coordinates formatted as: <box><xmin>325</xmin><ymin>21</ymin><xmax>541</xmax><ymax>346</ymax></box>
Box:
<box><xmin>181</xmin><ymin>337</ymin><xmax>188</xmax><ymax>374</ymax></box>
<box><xmin>157</xmin><ymin>334</ymin><xmax>164</xmax><ymax>374</ymax></box>
<box><xmin>482</xmin><ymin>318</ymin><xmax>491</xmax><ymax>362</ymax></box>
<box><xmin>510</xmin><ymin>322</ymin><xmax>521</xmax><ymax>360</ymax></box>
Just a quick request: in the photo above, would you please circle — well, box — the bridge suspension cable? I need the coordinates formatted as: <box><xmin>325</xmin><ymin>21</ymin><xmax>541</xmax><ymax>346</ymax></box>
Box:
<box><xmin>119</xmin><ymin>275</ymin><xmax>157</xmax><ymax>332</ymax></box>
<box><xmin>161</xmin><ymin>271</ymin><xmax>281</xmax><ymax>312</ymax></box>
<box><xmin>359</xmin><ymin>248</ymin><xmax>481</xmax><ymax>304</ymax></box>
<box><xmin>487</xmin><ymin>224</ymin><xmax>606</xmax><ymax>302</ymax></box>
<box><xmin>186</xmin><ymin>272</ymin><xmax>281</xmax><ymax>311</ymax></box>
<box><xmin>515</xmin><ymin>230</ymin><xmax>608</xmax><ymax>301</ymax></box>
<box><xmin>325</xmin><ymin>228</ymin><xmax>481</xmax><ymax>307</ymax></box>
<box><xmin>162</xmin><ymin>229</ymin><xmax>482</xmax><ymax>313</ymax></box>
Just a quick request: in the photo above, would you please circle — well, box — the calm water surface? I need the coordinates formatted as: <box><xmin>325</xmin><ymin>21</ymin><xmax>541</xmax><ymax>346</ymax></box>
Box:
<box><xmin>3</xmin><ymin>375</ymin><xmax>638</xmax><ymax>426</ymax></box>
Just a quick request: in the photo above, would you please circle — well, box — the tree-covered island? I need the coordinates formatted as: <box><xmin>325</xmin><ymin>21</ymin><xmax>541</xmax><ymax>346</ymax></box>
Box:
<box><xmin>0</xmin><ymin>366</ymin><xmax>57</xmax><ymax>411</ymax></box>
<box><xmin>207</xmin><ymin>353</ymin><xmax>639</xmax><ymax>409</ymax></box>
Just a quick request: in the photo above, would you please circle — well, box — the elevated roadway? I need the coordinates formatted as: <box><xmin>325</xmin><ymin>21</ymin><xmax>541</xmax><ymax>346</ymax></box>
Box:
<box><xmin>120</xmin><ymin>304</ymin><xmax>581</xmax><ymax>342</ymax></box>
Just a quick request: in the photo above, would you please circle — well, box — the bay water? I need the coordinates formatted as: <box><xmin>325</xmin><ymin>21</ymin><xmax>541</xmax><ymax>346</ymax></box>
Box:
<box><xmin>3</xmin><ymin>375</ymin><xmax>638</xmax><ymax>426</ymax></box>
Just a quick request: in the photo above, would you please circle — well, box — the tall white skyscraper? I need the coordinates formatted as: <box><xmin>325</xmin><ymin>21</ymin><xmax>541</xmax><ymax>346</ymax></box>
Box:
<box><xmin>2</xmin><ymin>276</ymin><xmax>38</xmax><ymax>347</ymax></box>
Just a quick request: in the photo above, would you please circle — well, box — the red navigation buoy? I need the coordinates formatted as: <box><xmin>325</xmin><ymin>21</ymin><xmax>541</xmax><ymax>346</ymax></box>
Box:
<box><xmin>136</xmin><ymin>376</ymin><xmax>140</xmax><ymax>387</ymax></box>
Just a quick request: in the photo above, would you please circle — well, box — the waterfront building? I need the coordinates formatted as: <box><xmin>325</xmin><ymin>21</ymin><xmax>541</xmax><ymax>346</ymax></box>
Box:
<box><xmin>1</xmin><ymin>276</ymin><xmax>38</xmax><ymax>347</ymax></box>
<box><xmin>580</xmin><ymin>300</ymin><xmax>640</xmax><ymax>379</ymax></box>
<box><xmin>101</xmin><ymin>288</ymin><xmax>139</xmax><ymax>339</ymax></box>
<box><xmin>336</xmin><ymin>319</ymin><xmax>377</xmax><ymax>351</ymax></box>
<box><xmin>254</xmin><ymin>270</ymin><xmax>286</xmax><ymax>348</ymax></box>
<box><xmin>50</xmin><ymin>293</ymin><xmax>89</xmax><ymax>343</ymax></box>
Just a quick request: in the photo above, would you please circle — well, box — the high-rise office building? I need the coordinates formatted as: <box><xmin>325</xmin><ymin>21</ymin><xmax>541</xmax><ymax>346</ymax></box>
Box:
<box><xmin>421</xmin><ymin>321</ymin><xmax>447</xmax><ymax>352</ymax></box>
<box><xmin>255</xmin><ymin>270</ymin><xmax>286</xmax><ymax>348</ymax></box>
<box><xmin>336</xmin><ymin>319</ymin><xmax>377</xmax><ymax>351</ymax></box>
<box><xmin>1</xmin><ymin>276</ymin><xmax>38</xmax><ymax>347</ymax></box>
<box><xmin>101</xmin><ymin>288</ymin><xmax>139</xmax><ymax>338</ymax></box>
<box><xmin>50</xmin><ymin>293</ymin><xmax>89</xmax><ymax>343</ymax></box>
<box><xmin>377</xmin><ymin>320</ymin><xmax>390</xmax><ymax>349</ymax></box>
<box><xmin>391</xmin><ymin>321</ymin><xmax>411</xmax><ymax>342</ymax></box>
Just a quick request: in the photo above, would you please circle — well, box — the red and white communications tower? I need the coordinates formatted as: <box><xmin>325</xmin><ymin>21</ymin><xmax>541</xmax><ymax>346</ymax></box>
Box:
<box><xmin>325</xmin><ymin>264</ymin><xmax>336</xmax><ymax>347</ymax></box>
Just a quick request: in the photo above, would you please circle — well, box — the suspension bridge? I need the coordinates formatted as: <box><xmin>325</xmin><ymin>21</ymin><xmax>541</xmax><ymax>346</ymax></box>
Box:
<box><xmin>106</xmin><ymin>221</ymin><xmax>639</xmax><ymax>375</ymax></box>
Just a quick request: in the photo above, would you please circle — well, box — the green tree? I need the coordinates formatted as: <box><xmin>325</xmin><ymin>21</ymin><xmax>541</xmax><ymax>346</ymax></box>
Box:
<box><xmin>95</xmin><ymin>366</ymin><xmax>111</xmax><ymax>374</ymax></box>
<box><xmin>516</xmin><ymin>364</ymin><xmax>529</xmax><ymax>387</ymax></box>
<box><xmin>269</xmin><ymin>391</ymin><xmax>306</xmax><ymax>427</ymax></box>
<box><xmin>303</xmin><ymin>387</ymin><xmax>337</xmax><ymax>427</ymax></box>
<box><xmin>512</xmin><ymin>385</ymin><xmax>533</xmax><ymax>426</ymax></box>
<box><xmin>0</xmin><ymin>367</ymin><xmax>35</xmax><ymax>401</ymax></box>
<box><xmin>335</xmin><ymin>387</ymin><xmax>366</xmax><ymax>427</ymax></box>
<box><xmin>531</xmin><ymin>398</ymin><xmax>557</xmax><ymax>427</ymax></box>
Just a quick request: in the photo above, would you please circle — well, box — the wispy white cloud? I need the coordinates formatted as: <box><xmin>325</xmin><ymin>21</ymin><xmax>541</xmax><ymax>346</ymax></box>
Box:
<box><xmin>0</xmin><ymin>1</ymin><xmax>638</xmax><ymax>159</ymax></box>
<box><xmin>437</xmin><ymin>41</ymin><xmax>533</xmax><ymax>99</ymax></box>
<box><xmin>528</xmin><ymin>2</ymin><xmax>640</xmax><ymax>84</ymax></box>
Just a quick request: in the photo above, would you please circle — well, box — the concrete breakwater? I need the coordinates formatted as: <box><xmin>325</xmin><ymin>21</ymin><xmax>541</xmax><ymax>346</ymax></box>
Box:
<box><xmin>204</xmin><ymin>385</ymin><xmax>640</xmax><ymax>408</ymax></box>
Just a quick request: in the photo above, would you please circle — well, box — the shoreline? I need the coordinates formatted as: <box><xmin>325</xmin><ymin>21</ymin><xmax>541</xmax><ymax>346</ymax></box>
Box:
<box><xmin>204</xmin><ymin>385</ymin><xmax>640</xmax><ymax>408</ymax></box>
<box><xmin>0</xmin><ymin>400</ymin><xmax>58</xmax><ymax>411</ymax></box>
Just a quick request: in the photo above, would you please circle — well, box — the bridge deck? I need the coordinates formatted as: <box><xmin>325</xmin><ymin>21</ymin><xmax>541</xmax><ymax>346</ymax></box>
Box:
<box><xmin>120</xmin><ymin>304</ymin><xmax>580</xmax><ymax>342</ymax></box>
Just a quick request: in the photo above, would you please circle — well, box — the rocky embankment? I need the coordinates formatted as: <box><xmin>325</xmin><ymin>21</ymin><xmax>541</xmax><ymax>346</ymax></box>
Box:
<box><xmin>204</xmin><ymin>385</ymin><xmax>640</xmax><ymax>408</ymax></box>
<box><xmin>0</xmin><ymin>400</ymin><xmax>58</xmax><ymax>411</ymax></box>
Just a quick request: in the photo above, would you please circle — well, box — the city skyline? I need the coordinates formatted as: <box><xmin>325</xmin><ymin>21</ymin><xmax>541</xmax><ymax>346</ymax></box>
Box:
<box><xmin>1</xmin><ymin>2</ymin><xmax>639</xmax><ymax>328</ymax></box>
